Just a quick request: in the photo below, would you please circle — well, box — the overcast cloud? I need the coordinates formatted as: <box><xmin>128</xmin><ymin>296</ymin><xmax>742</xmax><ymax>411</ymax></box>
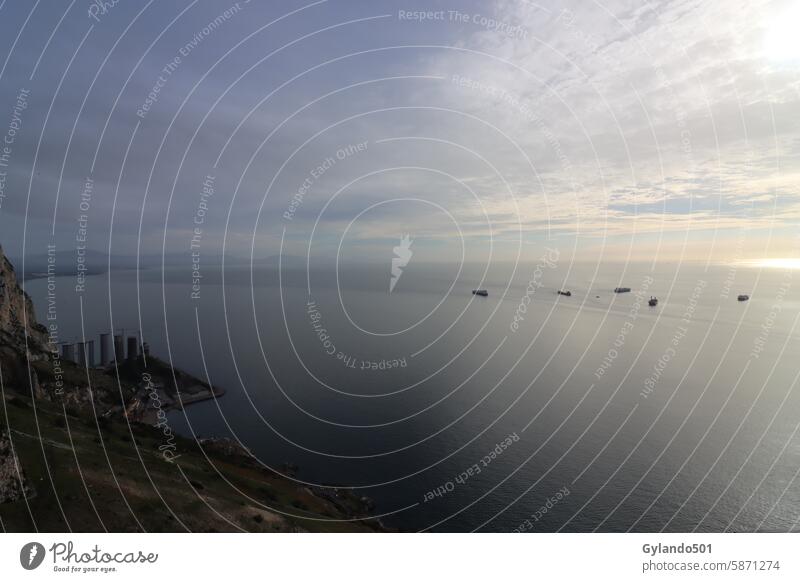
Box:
<box><xmin>0</xmin><ymin>0</ymin><xmax>797</xmax><ymax>265</ymax></box>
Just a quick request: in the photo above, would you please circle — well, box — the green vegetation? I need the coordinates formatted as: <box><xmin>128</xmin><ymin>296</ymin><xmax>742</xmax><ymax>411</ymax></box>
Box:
<box><xmin>0</xmin><ymin>391</ymin><xmax>382</xmax><ymax>532</ymax></box>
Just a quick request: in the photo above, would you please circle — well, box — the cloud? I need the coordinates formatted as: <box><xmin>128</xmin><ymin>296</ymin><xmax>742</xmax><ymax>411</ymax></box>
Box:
<box><xmin>0</xmin><ymin>0</ymin><xmax>796</xmax><ymax>262</ymax></box>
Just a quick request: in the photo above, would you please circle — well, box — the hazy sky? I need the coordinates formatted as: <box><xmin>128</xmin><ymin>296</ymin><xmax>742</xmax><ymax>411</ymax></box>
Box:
<box><xmin>0</xmin><ymin>0</ymin><xmax>797</xmax><ymax>265</ymax></box>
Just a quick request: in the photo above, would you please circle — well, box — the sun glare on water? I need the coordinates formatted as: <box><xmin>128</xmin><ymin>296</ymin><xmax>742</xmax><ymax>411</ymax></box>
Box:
<box><xmin>743</xmin><ymin>258</ymin><xmax>800</xmax><ymax>270</ymax></box>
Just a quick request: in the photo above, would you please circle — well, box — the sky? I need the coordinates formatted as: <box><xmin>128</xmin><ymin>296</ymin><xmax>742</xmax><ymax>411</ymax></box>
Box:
<box><xmin>0</xmin><ymin>0</ymin><xmax>797</xmax><ymax>267</ymax></box>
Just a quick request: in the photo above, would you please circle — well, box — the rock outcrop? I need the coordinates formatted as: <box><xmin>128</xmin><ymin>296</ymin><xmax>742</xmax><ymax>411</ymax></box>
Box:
<box><xmin>0</xmin><ymin>430</ymin><xmax>33</xmax><ymax>504</ymax></box>
<box><xmin>0</xmin><ymin>245</ymin><xmax>49</xmax><ymax>350</ymax></box>
<box><xmin>199</xmin><ymin>437</ymin><xmax>254</xmax><ymax>459</ymax></box>
<box><xmin>0</xmin><ymin>246</ymin><xmax>51</xmax><ymax>411</ymax></box>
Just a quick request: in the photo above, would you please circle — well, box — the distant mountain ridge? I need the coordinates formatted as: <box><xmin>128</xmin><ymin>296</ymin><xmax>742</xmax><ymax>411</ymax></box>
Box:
<box><xmin>13</xmin><ymin>248</ymin><xmax>302</xmax><ymax>280</ymax></box>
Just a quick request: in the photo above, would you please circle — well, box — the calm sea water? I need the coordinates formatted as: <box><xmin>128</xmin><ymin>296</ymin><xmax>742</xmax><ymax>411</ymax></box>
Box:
<box><xmin>25</xmin><ymin>260</ymin><xmax>800</xmax><ymax>532</ymax></box>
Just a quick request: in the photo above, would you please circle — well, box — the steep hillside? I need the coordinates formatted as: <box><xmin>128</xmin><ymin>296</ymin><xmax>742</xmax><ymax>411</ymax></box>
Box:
<box><xmin>0</xmin><ymin>247</ymin><xmax>382</xmax><ymax>532</ymax></box>
<box><xmin>0</xmin><ymin>246</ymin><xmax>49</xmax><ymax>349</ymax></box>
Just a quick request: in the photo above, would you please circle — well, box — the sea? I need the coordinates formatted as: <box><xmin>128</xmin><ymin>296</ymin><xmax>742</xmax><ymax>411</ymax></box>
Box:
<box><xmin>24</xmin><ymin>258</ymin><xmax>800</xmax><ymax>532</ymax></box>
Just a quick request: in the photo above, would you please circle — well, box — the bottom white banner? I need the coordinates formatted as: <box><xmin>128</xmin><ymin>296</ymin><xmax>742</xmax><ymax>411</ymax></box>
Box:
<box><xmin>0</xmin><ymin>533</ymin><xmax>796</xmax><ymax>581</ymax></box>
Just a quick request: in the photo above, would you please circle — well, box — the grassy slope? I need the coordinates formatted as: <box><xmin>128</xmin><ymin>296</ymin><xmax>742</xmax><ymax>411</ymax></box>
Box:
<box><xmin>0</xmin><ymin>392</ymin><xmax>380</xmax><ymax>532</ymax></box>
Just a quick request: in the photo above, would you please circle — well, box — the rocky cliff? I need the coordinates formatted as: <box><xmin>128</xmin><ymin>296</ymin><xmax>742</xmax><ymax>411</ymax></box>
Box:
<box><xmin>0</xmin><ymin>245</ymin><xmax>49</xmax><ymax>350</ymax></box>
<box><xmin>0</xmin><ymin>245</ymin><xmax>140</xmax><ymax>414</ymax></box>
<box><xmin>0</xmin><ymin>429</ymin><xmax>32</xmax><ymax>504</ymax></box>
<box><xmin>0</xmin><ymin>247</ymin><xmax>383</xmax><ymax>532</ymax></box>
<box><xmin>0</xmin><ymin>246</ymin><xmax>52</xmax><ymax>411</ymax></box>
